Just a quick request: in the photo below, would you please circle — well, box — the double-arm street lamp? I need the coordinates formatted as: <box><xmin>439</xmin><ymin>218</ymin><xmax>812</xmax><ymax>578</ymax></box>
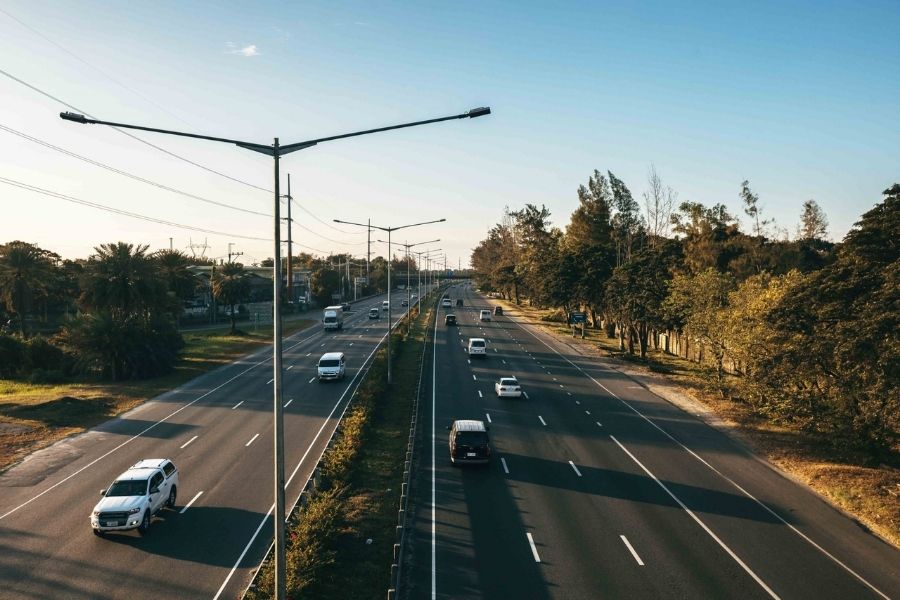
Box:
<box><xmin>411</xmin><ymin>247</ymin><xmax>441</xmax><ymax>306</ymax></box>
<box><xmin>377</xmin><ymin>238</ymin><xmax>439</xmax><ymax>312</ymax></box>
<box><xmin>335</xmin><ymin>219</ymin><xmax>444</xmax><ymax>383</ymax></box>
<box><xmin>60</xmin><ymin>105</ymin><xmax>489</xmax><ymax>599</ymax></box>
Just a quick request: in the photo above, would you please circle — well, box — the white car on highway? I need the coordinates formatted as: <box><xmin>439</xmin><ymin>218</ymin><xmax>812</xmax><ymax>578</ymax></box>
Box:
<box><xmin>495</xmin><ymin>377</ymin><xmax>522</xmax><ymax>398</ymax></box>
<box><xmin>467</xmin><ymin>338</ymin><xmax>487</xmax><ymax>357</ymax></box>
<box><xmin>91</xmin><ymin>459</ymin><xmax>178</xmax><ymax>536</ymax></box>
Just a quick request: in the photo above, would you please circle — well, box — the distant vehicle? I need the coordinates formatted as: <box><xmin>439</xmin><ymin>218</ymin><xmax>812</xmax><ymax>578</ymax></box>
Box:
<box><xmin>494</xmin><ymin>306</ymin><xmax>503</xmax><ymax>316</ymax></box>
<box><xmin>495</xmin><ymin>376</ymin><xmax>522</xmax><ymax>398</ymax></box>
<box><xmin>382</xmin><ymin>300</ymin><xmax>390</xmax><ymax>311</ymax></box>
<box><xmin>341</xmin><ymin>302</ymin><xmax>351</xmax><ymax>311</ymax></box>
<box><xmin>467</xmin><ymin>338</ymin><xmax>486</xmax><ymax>357</ymax></box>
<box><xmin>445</xmin><ymin>314</ymin><xmax>457</xmax><ymax>326</ymax></box>
<box><xmin>401</xmin><ymin>299</ymin><xmax>409</xmax><ymax>307</ymax></box>
<box><xmin>91</xmin><ymin>459</ymin><xmax>179</xmax><ymax>536</ymax></box>
<box><xmin>456</xmin><ymin>299</ymin><xmax>463</xmax><ymax>306</ymax></box>
<box><xmin>317</xmin><ymin>352</ymin><xmax>346</xmax><ymax>381</ymax></box>
<box><xmin>441</xmin><ymin>299</ymin><xmax>452</xmax><ymax>308</ymax></box>
<box><xmin>448</xmin><ymin>420</ymin><xmax>491</xmax><ymax>465</ymax></box>
<box><xmin>479</xmin><ymin>309</ymin><xmax>492</xmax><ymax>321</ymax></box>
<box><xmin>323</xmin><ymin>305</ymin><xmax>344</xmax><ymax>330</ymax></box>
<box><xmin>369</xmin><ymin>307</ymin><xmax>380</xmax><ymax>319</ymax></box>
<box><xmin>411</xmin><ymin>294</ymin><xmax>417</xmax><ymax>299</ymax></box>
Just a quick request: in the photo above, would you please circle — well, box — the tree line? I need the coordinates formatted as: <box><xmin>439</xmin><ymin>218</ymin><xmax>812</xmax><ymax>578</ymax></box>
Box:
<box><xmin>472</xmin><ymin>172</ymin><xmax>898</xmax><ymax>457</ymax></box>
<box><xmin>0</xmin><ymin>242</ymin><xmax>417</xmax><ymax>382</ymax></box>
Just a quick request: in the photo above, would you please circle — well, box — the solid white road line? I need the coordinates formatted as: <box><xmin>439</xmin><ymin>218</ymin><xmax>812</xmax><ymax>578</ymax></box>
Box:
<box><xmin>485</xmin><ymin>413</ymin><xmax>492</xmax><ymax>423</ymax></box>
<box><xmin>180</xmin><ymin>435</ymin><xmax>198</xmax><ymax>449</ymax></box>
<box><xmin>245</xmin><ymin>433</ymin><xmax>259</xmax><ymax>447</ymax></box>
<box><xmin>526</xmin><ymin>532</ymin><xmax>541</xmax><ymax>563</ymax></box>
<box><xmin>569</xmin><ymin>461</ymin><xmax>583</xmax><ymax>477</ymax></box>
<box><xmin>510</xmin><ymin>316</ymin><xmax>889</xmax><ymax>599</ymax></box>
<box><xmin>308</xmin><ymin>377</ymin><xmax>316</xmax><ymax>383</ymax></box>
<box><xmin>284</xmin><ymin>399</ymin><xmax>293</xmax><ymax>408</ymax></box>
<box><xmin>610</xmin><ymin>435</ymin><xmax>779</xmax><ymax>598</ymax></box>
<box><xmin>232</xmin><ymin>401</ymin><xmax>244</xmax><ymax>410</ymax></box>
<box><xmin>620</xmin><ymin>535</ymin><xmax>645</xmax><ymax>566</ymax></box>
<box><xmin>179</xmin><ymin>491</ymin><xmax>203</xmax><ymax>514</ymax></box>
<box><xmin>478</xmin><ymin>390</ymin><xmax>483</xmax><ymax>398</ymax></box>
<box><xmin>538</xmin><ymin>415</ymin><xmax>547</xmax><ymax>426</ymax></box>
<box><xmin>501</xmin><ymin>457</ymin><xmax>509</xmax><ymax>474</ymax></box>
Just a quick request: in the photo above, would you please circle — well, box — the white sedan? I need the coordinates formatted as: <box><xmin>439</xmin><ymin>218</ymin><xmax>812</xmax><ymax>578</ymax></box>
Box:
<box><xmin>495</xmin><ymin>377</ymin><xmax>522</xmax><ymax>398</ymax></box>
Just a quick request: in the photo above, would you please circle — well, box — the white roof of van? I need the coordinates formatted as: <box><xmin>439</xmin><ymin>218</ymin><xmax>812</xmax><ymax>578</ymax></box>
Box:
<box><xmin>320</xmin><ymin>352</ymin><xmax>344</xmax><ymax>360</ymax></box>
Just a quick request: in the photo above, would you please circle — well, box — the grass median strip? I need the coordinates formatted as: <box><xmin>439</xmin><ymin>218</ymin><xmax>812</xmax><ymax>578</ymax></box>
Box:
<box><xmin>0</xmin><ymin>318</ymin><xmax>315</xmax><ymax>474</ymax></box>
<box><xmin>249</xmin><ymin>301</ymin><xmax>432</xmax><ymax>599</ymax></box>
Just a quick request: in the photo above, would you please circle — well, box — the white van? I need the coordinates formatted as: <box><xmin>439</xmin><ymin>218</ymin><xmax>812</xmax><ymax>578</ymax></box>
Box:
<box><xmin>479</xmin><ymin>309</ymin><xmax>492</xmax><ymax>321</ymax></box>
<box><xmin>382</xmin><ymin>300</ymin><xmax>390</xmax><ymax>311</ymax></box>
<box><xmin>467</xmin><ymin>338</ymin><xmax>487</xmax><ymax>357</ymax></box>
<box><xmin>317</xmin><ymin>352</ymin><xmax>346</xmax><ymax>381</ymax></box>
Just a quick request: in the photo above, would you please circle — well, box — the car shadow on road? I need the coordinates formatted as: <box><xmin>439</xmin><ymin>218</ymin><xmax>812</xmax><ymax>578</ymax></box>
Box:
<box><xmin>500</xmin><ymin>451</ymin><xmax>790</xmax><ymax>525</ymax></box>
<box><xmin>98</xmin><ymin>504</ymin><xmax>267</xmax><ymax>567</ymax></box>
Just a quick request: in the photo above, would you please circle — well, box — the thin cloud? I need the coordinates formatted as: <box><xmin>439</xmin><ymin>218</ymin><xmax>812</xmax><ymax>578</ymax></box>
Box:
<box><xmin>225</xmin><ymin>42</ymin><xmax>260</xmax><ymax>57</ymax></box>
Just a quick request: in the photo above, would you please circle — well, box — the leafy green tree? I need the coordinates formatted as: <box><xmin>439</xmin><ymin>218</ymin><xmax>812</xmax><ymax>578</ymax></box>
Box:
<box><xmin>310</xmin><ymin>267</ymin><xmax>341</xmax><ymax>308</ymax></box>
<box><xmin>604</xmin><ymin>242</ymin><xmax>680</xmax><ymax>357</ymax></box>
<box><xmin>663</xmin><ymin>267</ymin><xmax>735</xmax><ymax>379</ymax></box>
<box><xmin>759</xmin><ymin>186</ymin><xmax>899</xmax><ymax>454</ymax></box>
<box><xmin>0</xmin><ymin>241</ymin><xmax>57</xmax><ymax>336</ymax></box>
<box><xmin>608</xmin><ymin>171</ymin><xmax>644</xmax><ymax>266</ymax></box>
<box><xmin>212</xmin><ymin>261</ymin><xmax>250</xmax><ymax>333</ymax></box>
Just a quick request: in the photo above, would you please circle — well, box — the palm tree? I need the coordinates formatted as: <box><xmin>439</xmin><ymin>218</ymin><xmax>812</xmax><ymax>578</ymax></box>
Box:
<box><xmin>79</xmin><ymin>242</ymin><xmax>166</xmax><ymax>320</ymax></box>
<box><xmin>211</xmin><ymin>262</ymin><xmax>249</xmax><ymax>333</ymax></box>
<box><xmin>0</xmin><ymin>241</ymin><xmax>56</xmax><ymax>336</ymax></box>
<box><xmin>153</xmin><ymin>249</ymin><xmax>196</xmax><ymax>317</ymax></box>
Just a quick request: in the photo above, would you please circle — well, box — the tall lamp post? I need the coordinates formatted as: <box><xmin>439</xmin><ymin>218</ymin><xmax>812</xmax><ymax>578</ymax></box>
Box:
<box><xmin>335</xmin><ymin>219</ymin><xmax>444</xmax><ymax>383</ymax></box>
<box><xmin>412</xmin><ymin>248</ymin><xmax>441</xmax><ymax>306</ymax></box>
<box><xmin>60</xmin><ymin>106</ymin><xmax>489</xmax><ymax>599</ymax></box>
<box><xmin>378</xmin><ymin>238</ymin><xmax>439</xmax><ymax>314</ymax></box>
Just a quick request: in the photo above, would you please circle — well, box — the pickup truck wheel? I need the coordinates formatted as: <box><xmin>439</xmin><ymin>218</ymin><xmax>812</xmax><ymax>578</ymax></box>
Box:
<box><xmin>92</xmin><ymin>529</ymin><xmax>104</xmax><ymax>537</ymax></box>
<box><xmin>137</xmin><ymin>511</ymin><xmax>150</xmax><ymax>534</ymax></box>
<box><xmin>167</xmin><ymin>486</ymin><xmax>177</xmax><ymax>508</ymax></box>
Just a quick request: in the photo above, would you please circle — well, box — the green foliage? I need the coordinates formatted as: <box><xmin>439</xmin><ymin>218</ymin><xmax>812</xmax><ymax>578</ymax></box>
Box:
<box><xmin>0</xmin><ymin>241</ymin><xmax>58</xmax><ymax>336</ymax></box>
<box><xmin>755</xmin><ymin>191</ymin><xmax>899</xmax><ymax>454</ymax></box>
<box><xmin>211</xmin><ymin>261</ymin><xmax>250</xmax><ymax>333</ymax></box>
<box><xmin>0</xmin><ymin>334</ymin><xmax>25</xmax><ymax>378</ymax></box>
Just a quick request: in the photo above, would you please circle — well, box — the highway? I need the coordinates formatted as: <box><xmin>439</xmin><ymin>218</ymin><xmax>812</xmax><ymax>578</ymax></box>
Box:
<box><xmin>0</xmin><ymin>289</ymin><xmax>427</xmax><ymax>600</ymax></box>
<box><xmin>403</xmin><ymin>283</ymin><xmax>900</xmax><ymax>599</ymax></box>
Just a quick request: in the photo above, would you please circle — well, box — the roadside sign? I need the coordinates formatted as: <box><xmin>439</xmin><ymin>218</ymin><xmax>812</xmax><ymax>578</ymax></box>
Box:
<box><xmin>569</xmin><ymin>311</ymin><xmax>587</xmax><ymax>324</ymax></box>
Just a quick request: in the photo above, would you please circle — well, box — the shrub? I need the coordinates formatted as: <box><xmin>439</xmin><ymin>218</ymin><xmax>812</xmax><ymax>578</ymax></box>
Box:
<box><xmin>0</xmin><ymin>334</ymin><xmax>25</xmax><ymax>377</ymax></box>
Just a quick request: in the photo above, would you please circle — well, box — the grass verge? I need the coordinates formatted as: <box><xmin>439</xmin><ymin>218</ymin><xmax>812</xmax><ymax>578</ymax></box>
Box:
<box><xmin>0</xmin><ymin>318</ymin><xmax>316</xmax><ymax>473</ymax></box>
<box><xmin>248</xmin><ymin>300</ymin><xmax>430</xmax><ymax>599</ymax></box>
<box><xmin>494</xmin><ymin>298</ymin><xmax>900</xmax><ymax>549</ymax></box>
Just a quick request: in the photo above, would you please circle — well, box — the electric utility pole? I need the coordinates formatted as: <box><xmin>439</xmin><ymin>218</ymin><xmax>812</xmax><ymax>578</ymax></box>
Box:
<box><xmin>228</xmin><ymin>243</ymin><xmax>243</xmax><ymax>264</ymax></box>
<box><xmin>285</xmin><ymin>174</ymin><xmax>293</xmax><ymax>303</ymax></box>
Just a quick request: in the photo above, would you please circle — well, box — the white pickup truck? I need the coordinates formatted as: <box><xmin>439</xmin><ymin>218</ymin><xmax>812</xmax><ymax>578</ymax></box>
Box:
<box><xmin>91</xmin><ymin>459</ymin><xmax>179</xmax><ymax>536</ymax></box>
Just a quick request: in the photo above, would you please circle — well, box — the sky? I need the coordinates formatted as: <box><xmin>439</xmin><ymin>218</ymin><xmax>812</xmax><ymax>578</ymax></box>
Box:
<box><xmin>1</xmin><ymin>0</ymin><xmax>898</xmax><ymax>269</ymax></box>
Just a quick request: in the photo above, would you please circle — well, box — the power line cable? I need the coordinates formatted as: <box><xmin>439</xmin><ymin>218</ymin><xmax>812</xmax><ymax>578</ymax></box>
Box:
<box><xmin>290</xmin><ymin>197</ymin><xmax>365</xmax><ymax>234</ymax></box>
<box><xmin>0</xmin><ymin>175</ymin><xmax>333</xmax><ymax>253</ymax></box>
<box><xmin>0</xmin><ymin>122</ymin><xmax>272</xmax><ymax>217</ymax></box>
<box><xmin>0</xmin><ymin>66</ymin><xmax>272</xmax><ymax>193</ymax></box>
<box><xmin>0</xmin><ymin>7</ymin><xmax>196</xmax><ymax>129</ymax></box>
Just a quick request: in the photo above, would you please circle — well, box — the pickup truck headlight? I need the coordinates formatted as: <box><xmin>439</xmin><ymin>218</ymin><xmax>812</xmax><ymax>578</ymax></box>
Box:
<box><xmin>92</xmin><ymin>510</ymin><xmax>101</xmax><ymax>516</ymax></box>
<box><xmin>128</xmin><ymin>507</ymin><xmax>141</xmax><ymax>514</ymax></box>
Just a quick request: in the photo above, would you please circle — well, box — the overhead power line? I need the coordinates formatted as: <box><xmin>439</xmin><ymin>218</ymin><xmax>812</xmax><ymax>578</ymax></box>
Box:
<box><xmin>0</xmin><ymin>175</ymin><xmax>333</xmax><ymax>253</ymax></box>
<box><xmin>0</xmin><ymin>7</ymin><xmax>195</xmax><ymax>129</ymax></box>
<box><xmin>0</xmin><ymin>122</ymin><xmax>271</xmax><ymax>217</ymax></box>
<box><xmin>0</xmin><ymin>66</ymin><xmax>272</xmax><ymax>193</ymax></box>
<box><xmin>291</xmin><ymin>198</ymin><xmax>365</xmax><ymax>234</ymax></box>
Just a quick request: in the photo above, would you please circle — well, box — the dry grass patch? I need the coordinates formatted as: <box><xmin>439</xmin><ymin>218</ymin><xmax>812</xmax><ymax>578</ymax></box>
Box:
<box><xmin>0</xmin><ymin>318</ymin><xmax>314</xmax><ymax>473</ymax></box>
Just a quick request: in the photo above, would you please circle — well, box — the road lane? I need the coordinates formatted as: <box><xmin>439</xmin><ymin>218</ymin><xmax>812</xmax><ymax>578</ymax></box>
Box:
<box><xmin>0</xmin><ymin>289</ymin><xmax>431</xmax><ymax>599</ymax></box>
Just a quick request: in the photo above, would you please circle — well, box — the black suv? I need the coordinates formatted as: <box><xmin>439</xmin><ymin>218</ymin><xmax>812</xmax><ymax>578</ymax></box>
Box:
<box><xmin>494</xmin><ymin>306</ymin><xmax>503</xmax><ymax>316</ymax></box>
<box><xmin>448</xmin><ymin>420</ymin><xmax>491</xmax><ymax>465</ymax></box>
<box><xmin>445</xmin><ymin>314</ymin><xmax>457</xmax><ymax>326</ymax></box>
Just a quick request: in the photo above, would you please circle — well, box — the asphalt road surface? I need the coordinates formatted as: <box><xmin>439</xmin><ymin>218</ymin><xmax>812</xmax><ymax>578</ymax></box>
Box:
<box><xmin>402</xmin><ymin>282</ymin><xmax>900</xmax><ymax>600</ymax></box>
<box><xmin>0</xmin><ymin>287</ymin><xmax>430</xmax><ymax>600</ymax></box>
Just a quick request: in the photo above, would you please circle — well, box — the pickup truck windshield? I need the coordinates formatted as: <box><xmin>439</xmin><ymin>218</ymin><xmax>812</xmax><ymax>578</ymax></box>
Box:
<box><xmin>107</xmin><ymin>480</ymin><xmax>147</xmax><ymax>496</ymax></box>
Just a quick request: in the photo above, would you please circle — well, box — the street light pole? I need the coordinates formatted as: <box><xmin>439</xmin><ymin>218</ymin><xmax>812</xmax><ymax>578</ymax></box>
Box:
<box><xmin>61</xmin><ymin>104</ymin><xmax>489</xmax><ymax>600</ymax></box>
<box><xmin>335</xmin><ymin>219</ymin><xmax>444</xmax><ymax>384</ymax></box>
